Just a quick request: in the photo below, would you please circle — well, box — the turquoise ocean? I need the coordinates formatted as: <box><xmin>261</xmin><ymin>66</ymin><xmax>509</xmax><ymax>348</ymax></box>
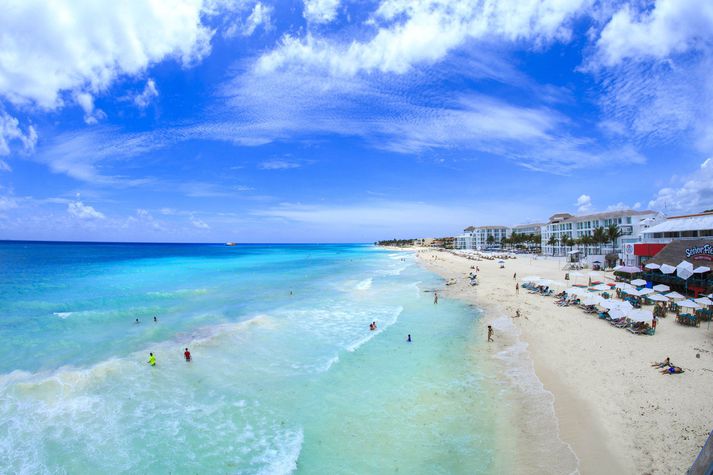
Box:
<box><xmin>0</xmin><ymin>242</ymin><xmax>575</xmax><ymax>474</ymax></box>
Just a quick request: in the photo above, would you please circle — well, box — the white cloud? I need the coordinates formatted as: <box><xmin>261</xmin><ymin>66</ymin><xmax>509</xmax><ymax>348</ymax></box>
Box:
<box><xmin>0</xmin><ymin>0</ymin><xmax>215</xmax><ymax>109</ymax></box>
<box><xmin>576</xmin><ymin>194</ymin><xmax>592</xmax><ymax>212</ymax></box>
<box><xmin>244</xmin><ymin>2</ymin><xmax>272</xmax><ymax>36</ymax></box>
<box><xmin>67</xmin><ymin>200</ymin><xmax>105</xmax><ymax>220</ymax></box>
<box><xmin>594</xmin><ymin>0</ymin><xmax>713</xmax><ymax>67</ymax></box>
<box><xmin>0</xmin><ymin>110</ymin><xmax>37</xmax><ymax>156</ymax></box>
<box><xmin>303</xmin><ymin>0</ymin><xmax>340</xmax><ymax>24</ymax></box>
<box><xmin>606</xmin><ymin>201</ymin><xmax>640</xmax><ymax>212</ymax></box>
<box><xmin>648</xmin><ymin>158</ymin><xmax>713</xmax><ymax>213</ymax></box>
<box><xmin>191</xmin><ymin>217</ymin><xmax>210</xmax><ymax>229</ymax></box>
<box><xmin>258</xmin><ymin>0</ymin><xmax>590</xmax><ymax>75</ymax></box>
<box><xmin>258</xmin><ymin>160</ymin><xmax>301</xmax><ymax>170</ymax></box>
<box><xmin>134</xmin><ymin>79</ymin><xmax>159</xmax><ymax>109</ymax></box>
<box><xmin>74</xmin><ymin>92</ymin><xmax>107</xmax><ymax>125</ymax></box>
<box><xmin>0</xmin><ymin>160</ymin><xmax>10</xmax><ymax>172</ymax></box>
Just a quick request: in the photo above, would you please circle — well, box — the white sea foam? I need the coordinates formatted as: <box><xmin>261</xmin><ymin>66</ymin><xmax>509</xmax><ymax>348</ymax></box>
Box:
<box><xmin>53</xmin><ymin>311</ymin><xmax>73</xmax><ymax>319</ymax></box>
<box><xmin>355</xmin><ymin>278</ymin><xmax>373</xmax><ymax>290</ymax></box>
<box><xmin>345</xmin><ymin>305</ymin><xmax>403</xmax><ymax>353</ymax></box>
<box><xmin>255</xmin><ymin>428</ymin><xmax>303</xmax><ymax>475</ymax></box>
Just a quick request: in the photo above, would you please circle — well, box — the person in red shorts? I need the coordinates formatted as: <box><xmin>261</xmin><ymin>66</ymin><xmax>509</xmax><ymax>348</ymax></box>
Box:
<box><xmin>184</xmin><ymin>348</ymin><xmax>191</xmax><ymax>362</ymax></box>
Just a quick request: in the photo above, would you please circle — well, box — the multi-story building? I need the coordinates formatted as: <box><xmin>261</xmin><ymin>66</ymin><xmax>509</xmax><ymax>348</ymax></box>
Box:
<box><xmin>640</xmin><ymin>211</ymin><xmax>713</xmax><ymax>243</ymax></box>
<box><xmin>454</xmin><ymin>225</ymin><xmax>511</xmax><ymax>250</ymax></box>
<box><xmin>511</xmin><ymin>223</ymin><xmax>545</xmax><ymax>236</ymax></box>
<box><xmin>540</xmin><ymin>210</ymin><xmax>663</xmax><ymax>261</ymax></box>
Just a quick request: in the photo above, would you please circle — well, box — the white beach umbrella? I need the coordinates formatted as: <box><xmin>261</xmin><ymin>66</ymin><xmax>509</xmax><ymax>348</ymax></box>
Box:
<box><xmin>615</xmin><ymin>282</ymin><xmax>633</xmax><ymax>289</ymax></box>
<box><xmin>693</xmin><ymin>266</ymin><xmax>711</xmax><ymax>274</ymax></box>
<box><xmin>591</xmin><ymin>284</ymin><xmax>610</xmax><ymax>291</ymax></box>
<box><xmin>565</xmin><ymin>287</ymin><xmax>584</xmax><ymax>296</ymax></box>
<box><xmin>608</xmin><ymin>307</ymin><xmax>629</xmax><ymax>319</ymax></box>
<box><xmin>694</xmin><ymin>297</ymin><xmax>713</xmax><ymax>306</ymax></box>
<box><xmin>582</xmin><ymin>295</ymin><xmax>604</xmax><ymax>306</ymax></box>
<box><xmin>647</xmin><ymin>294</ymin><xmax>669</xmax><ymax>302</ymax></box>
<box><xmin>628</xmin><ymin>309</ymin><xmax>653</xmax><ymax>323</ymax></box>
<box><xmin>644</xmin><ymin>263</ymin><xmax>660</xmax><ymax>270</ymax></box>
<box><xmin>613</xmin><ymin>265</ymin><xmax>623</xmax><ymax>271</ymax></box>
<box><xmin>638</xmin><ymin>288</ymin><xmax>654</xmax><ymax>295</ymax></box>
<box><xmin>660</xmin><ymin>264</ymin><xmax>676</xmax><ymax>275</ymax></box>
<box><xmin>678</xmin><ymin>299</ymin><xmax>702</xmax><ymax>309</ymax></box>
<box><xmin>625</xmin><ymin>288</ymin><xmax>642</xmax><ymax>296</ymax></box>
<box><xmin>676</xmin><ymin>261</ymin><xmax>694</xmax><ymax>280</ymax></box>
<box><xmin>631</xmin><ymin>279</ymin><xmax>647</xmax><ymax>286</ymax></box>
<box><xmin>652</xmin><ymin>284</ymin><xmax>670</xmax><ymax>292</ymax></box>
<box><xmin>498</xmin><ymin>259</ymin><xmax>505</xmax><ymax>263</ymax></box>
<box><xmin>665</xmin><ymin>291</ymin><xmax>685</xmax><ymax>300</ymax></box>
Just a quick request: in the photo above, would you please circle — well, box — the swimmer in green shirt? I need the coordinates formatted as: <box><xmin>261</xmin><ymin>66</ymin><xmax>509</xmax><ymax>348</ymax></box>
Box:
<box><xmin>148</xmin><ymin>352</ymin><xmax>156</xmax><ymax>366</ymax></box>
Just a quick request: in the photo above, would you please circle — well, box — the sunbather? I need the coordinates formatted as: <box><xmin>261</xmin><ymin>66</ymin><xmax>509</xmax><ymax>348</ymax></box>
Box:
<box><xmin>660</xmin><ymin>366</ymin><xmax>684</xmax><ymax>375</ymax></box>
<box><xmin>651</xmin><ymin>357</ymin><xmax>671</xmax><ymax>368</ymax></box>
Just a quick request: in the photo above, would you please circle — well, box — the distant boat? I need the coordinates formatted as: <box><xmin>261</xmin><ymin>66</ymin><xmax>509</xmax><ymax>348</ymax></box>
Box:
<box><xmin>225</xmin><ymin>242</ymin><xmax>237</xmax><ymax>246</ymax></box>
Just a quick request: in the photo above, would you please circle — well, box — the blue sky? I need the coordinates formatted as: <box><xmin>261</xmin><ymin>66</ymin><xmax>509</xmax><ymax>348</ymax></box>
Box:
<box><xmin>1</xmin><ymin>0</ymin><xmax>713</xmax><ymax>242</ymax></box>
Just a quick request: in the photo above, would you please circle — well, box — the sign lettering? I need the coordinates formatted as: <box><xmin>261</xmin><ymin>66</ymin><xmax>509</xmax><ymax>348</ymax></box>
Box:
<box><xmin>685</xmin><ymin>244</ymin><xmax>713</xmax><ymax>261</ymax></box>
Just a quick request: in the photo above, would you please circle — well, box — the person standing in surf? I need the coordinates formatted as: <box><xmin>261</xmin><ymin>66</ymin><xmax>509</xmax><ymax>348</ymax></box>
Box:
<box><xmin>434</xmin><ymin>291</ymin><xmax>438</xmax><ymax>304</ymax></box>
<box><xmin>148</xmin><ymin>352</ymin><xmax>156</xmax><ymax>366</ymax></box>
<box><xmin>487</xmin><ymin>326</ymin><xmax>494</xmax><ymax>342</ymax></box>
<box><xmin>184</xmin><ymin>348</ymin><xmax>191</xmax><ymax>362</ymax></box>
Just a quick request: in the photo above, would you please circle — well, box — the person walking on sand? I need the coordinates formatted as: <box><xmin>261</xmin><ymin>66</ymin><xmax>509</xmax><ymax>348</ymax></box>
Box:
<box><xmin>515</xmin><ymin>282</ymin><xmax>519</xmax><ymax>295</ymax></box>
<box><xmin>487</xmin><ymin>325</ymin><xmax>494</xmax><ymax>342</ymax></box>
<box><xmin>434</xmin><ymin>291</ymin><xmax>438</xmax><ymax>304</ymax></box>
<box><xmin>148</xmin><ymin>352</ymin><xmax>156</xmax><ymax>366</ymax></box>
<box><xmin>513</xmin><ymin>272</ymin><xmax>517</xmax><ymax>280</ymax></box>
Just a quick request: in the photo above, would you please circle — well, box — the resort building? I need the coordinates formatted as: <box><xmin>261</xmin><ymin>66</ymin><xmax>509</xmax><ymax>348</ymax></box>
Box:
<box><xmin>631</xmin><ymin>211</ymin><xmax>713</xmax><ymax>265</ymax></box>
<box><xmin>637</xmin><ymin>238</ymin><xmax>713</xmax><ymax>297</ymax></box>
<box><xmin>454</xmin><ymin>225</ymin><xmax>511</xmax><ymax>250</ymax></box>
<box><xmin>511</xmin><ymin>223</ymin><xmax>545</xmax><ymax>237</ymax></box>
<box><xmin>540</xmin><ymin>210</ymin><xmax>664</xmax><ymax>263</ymax></box>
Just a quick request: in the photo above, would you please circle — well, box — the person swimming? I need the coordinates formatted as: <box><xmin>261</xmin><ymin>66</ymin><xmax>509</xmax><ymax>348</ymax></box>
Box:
<box><xmin>153</xmin><ymin>316</ymin><xmax>158</xmax><ymax>323</ymax></box>
<box><xmin>370</xmin><ymin>321</ymin><xmax>377</xmax><ymax>331</ymax></box>
<box><xmin>148</xmin><ymin>352</ymin><xmax>156</xmax><ymax>366</ymax></box>
<box><xmin>407</xmin><ymin>334</ymin><xmax>412</xmax><ymax>342</ymax></box>
<box><xmin>135</xmin><ymin>318</ymin><xmax>140</xmax><ymax>324</ymax></box>
<box><xmin>184</xmin><ymin>348</ymin><xmax>191</xmax><ymax>362</ymax></box>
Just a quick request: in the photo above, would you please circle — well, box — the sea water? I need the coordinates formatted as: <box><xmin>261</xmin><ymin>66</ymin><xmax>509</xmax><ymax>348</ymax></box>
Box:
<box><xmin>0</xmin><ymin>242</ymin><xmax>526</xmax><ymax>474</ymax></box>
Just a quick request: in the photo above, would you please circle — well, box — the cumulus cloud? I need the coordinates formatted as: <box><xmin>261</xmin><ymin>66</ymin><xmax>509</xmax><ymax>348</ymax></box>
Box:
<box><xmin>303</xmin><ymin>0</ymin><xmax>340</xmax><ymax>24</ymax></box>
<box><xmin>576</xmin><ymin>194</ymin><xmax>592</xmax><ymax>212</ymax></box>
<box><xmin>67</xmin><ymin>200</ymin><xmax>106</xmax><ymax>220</ymax></box>
<box><xmin>0</xmin><ymin>0</ymin><xmax>215</xmax><ymax>109</ymax></box>
<box><xmin>258</xmin><ymin>0</ymin><xmax>590</xmax><ymax>75</ymax></box>
<box><xmin>0</xmin><ymin>110</ymin><xmax>38</xmax><ymax>156</ymax></box>
<box><xmin>134</xmin><ymin>79</ymin><xmax>160</xmax><ymax>109</ymax></box>
<box><xmin>648</xmin><ymin>158</ymin><xmax>713</xmax><ymax>213</ymax></box>
<box><xmin>594</xmin><ymin>0</ymin><xmax>713</xmax><ymax>67</ymax></box>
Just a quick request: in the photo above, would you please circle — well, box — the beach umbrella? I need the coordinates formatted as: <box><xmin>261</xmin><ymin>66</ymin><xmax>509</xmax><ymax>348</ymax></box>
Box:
<box><xmin>565</xmin><ymin>287</ymin><xmax>585</xmax><ymax>296</ymax></box>
<box><xmin>608</xmin><ymin>307</ymin><xmax>631</xmax><ymax>319</ymax></box>
<box><xmin>591</xmin><ymin>284</ymin><xmax>609</xmax><ymax>291</ymax></box>
<box><xmin>695</xmin><ymin>297</ymin><xmax>713</xmax><ymax>306</ymax></box>
<box><xmin>615</xmin><ymin>282</ymin><xmax>633</xmax><ymax>289</ymax></box>
<box><xmin>582</xmin><ymin>295</ymin><xmax>603</xmax><ymax>306</ymax></box>
<box><xmin>618</xmin><ymin>266</ymin><xmax>641</xmax><ymax>274</ymax></box>
<box><xmin>498</xmin><ymin>259</ymin><xmax>505</xmax><ymax>263</ymax></box>
<box><xmin>676</xmin><ymin>261</ymin><xmax>694</xmax><ymax>280</ymax></box>
<box><xmin>660</xmin><ymin>264</ymin><xmax>676</xmax><ymax>274</ymax></box>
<box><xmin>638</xmin><ymin>288</ymin><xmax>654</xmax><ymax>295</ymax></box>
<box><xmin>678</xmin><ymin>299</ymin><xmax>702</xmax><ymax>309</ymax></box>
<box><xmin>653</xmin><ymin>284</ymin><xmax>670</xmax><ymax>292</ymax></box>
<box><xmin>665</xmin><ymin>291</ymin><xmax>685</xmax><ymax>300</ymax></box>
<box><xmin>644</xmin><ymin>263</ymin><xmax>660</xmax><ymax>270</ymax></box>
<box><xmin>694</xmin><ymin>266</ymin><xmax>711</xmax><ymax>274</ymax></box>
<box><xmin>628</xmin><ymin>309</ymin><xmax>653</xmax><ymax>323</ymax></box>
<box><xmin>631</xmin><ymin>279</ymin><xmax>647</xmax><ymax>286</ymax></box>
<box><xmin>647</xmin><ymin>294</ymin><xmax>669</xmax><ymax>302</ymax></box>
<box><xmin>613</xmin><ymin>265</ymin><xmax>623</xmax><ymax>271</ymax></box>
<box><xmin>624</xmin><ymin>288</ymin><xmax>642</xmax><ymax>296</ymax></box>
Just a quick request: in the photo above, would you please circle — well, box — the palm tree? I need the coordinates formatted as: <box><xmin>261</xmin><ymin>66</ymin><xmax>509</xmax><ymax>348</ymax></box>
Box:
<box><xmin>592</xmin><ymin>226</ymin><xmax>607</xmax><ymax>255</ymax></box>
<box><xmin>561</xmin><ymin>234</ymin><xmax>572</xmax><ymax>256</ymax></box>
<box><xmin>607</xmin><ymin>224</ymin><xmax>623</xmax><ymax>254</ymax></box>
<box><xmin>547</xmin><ymin>235</ymin><xmax>558</xmax><ymax>256</ymax></box>
<box><xmin>486</xmin><ymin>235</ymin><xmax>495</xmax><ymax>247</ymax></box>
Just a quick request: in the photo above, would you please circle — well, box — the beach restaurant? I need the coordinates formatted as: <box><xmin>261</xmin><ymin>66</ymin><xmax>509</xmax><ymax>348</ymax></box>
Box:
<box><xmin>639</xmin><ymin>239</ymin><xmax>713</xmax><ymax>297</ymax></box>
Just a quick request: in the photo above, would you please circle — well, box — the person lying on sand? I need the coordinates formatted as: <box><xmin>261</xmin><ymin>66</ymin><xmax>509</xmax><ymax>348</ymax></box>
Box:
<box><xmin>660</xmin><ymin>366</ymin><xmax>684</xmax><ymax>375</ymax></box>
<box><xmin>651</xmin><ymin>357</ymin><xmax>671</xmax><ymax>368</ymax></box>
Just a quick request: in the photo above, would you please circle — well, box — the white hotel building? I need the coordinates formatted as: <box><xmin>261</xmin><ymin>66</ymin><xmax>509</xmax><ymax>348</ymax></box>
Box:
<box><xmin>455</xmin><ymin>225</ymin><xmax>511</xmax><ymax>250</ymax></box>
<box><xmin>540</xmin><ymin>210</ymin><xmax>663</xmax><ymax>260</ymax></box>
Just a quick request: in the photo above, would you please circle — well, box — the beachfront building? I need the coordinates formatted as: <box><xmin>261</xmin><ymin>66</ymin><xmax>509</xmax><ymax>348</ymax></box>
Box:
<box><xmin>454</xmin><ymin>225</ymin><xmax>511</xmax><ymax>250</ymax></box>
<box><xmin>541</xmin><ymin>210</ymin><xmax>663</xmax><ymax>263</ymax></box>
<box><xmin>632</xmin><ymin>211</ymin><xmax>713</xmax><ymax>265</ymax></box>
<box><xmin>511</xmin><ymin>223</ymin><xmax>544</xmax><ymax>236</ymax></box>
<box><xmin>638</xmin><ymin>238</ymin><xmax>713</xmax><ymax>297</ymax></box>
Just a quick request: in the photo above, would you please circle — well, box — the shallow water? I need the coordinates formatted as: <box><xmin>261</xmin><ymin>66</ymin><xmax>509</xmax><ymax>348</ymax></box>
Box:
<box><xmin>0</xmin><ymin>242</ymin><xmax>519</xmax><ymax>473</ymax></box>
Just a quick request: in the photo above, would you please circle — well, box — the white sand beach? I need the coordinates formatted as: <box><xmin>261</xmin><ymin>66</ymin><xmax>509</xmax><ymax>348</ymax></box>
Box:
<box><xmin>415</xmin><ymin>248</ymin><xmax>713</xmax><ymax>474</ymax></box>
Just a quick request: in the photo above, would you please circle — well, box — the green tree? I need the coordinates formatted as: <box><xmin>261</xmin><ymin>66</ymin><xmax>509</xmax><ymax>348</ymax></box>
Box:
<box><xmin>607</xmin><ymin>224</ymin><xmax>624</xmax><ymax>254</ymax></box>
<box><xmin>592</xmin><ymin>226</ymin><xmax>607</xmax><ymax>255</ymax></box>
<box><xmin>486</xmin><ymin>234</ymin><xmax>495</xmax><ymax>246</ymax></box>
<box><xmin>547</xmin><ymin>235</ymin><xmax>558</xmax><ymax>256</ymax></box>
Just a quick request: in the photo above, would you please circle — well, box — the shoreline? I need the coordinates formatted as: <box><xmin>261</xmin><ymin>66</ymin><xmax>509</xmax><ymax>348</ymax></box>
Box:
<box><xmin>410</xmin><ymin>247</ymin><xmax>713</xmax><ymax>474</ymax></box>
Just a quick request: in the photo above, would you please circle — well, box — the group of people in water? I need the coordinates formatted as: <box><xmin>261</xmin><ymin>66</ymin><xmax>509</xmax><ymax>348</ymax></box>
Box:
<box><xmin>147</xmin><ymin>347</ymin><xmax>191</xmax><ymax>367</ymax></box>
<box><xmin>369</xmin><ymin>321</ymin><xmax>412</xmax><ymax>343</ymax></box>
<box><xmin>651</xmin><ymin>356</ymin><xmax>684</xmax><ymax>374</ymax></box>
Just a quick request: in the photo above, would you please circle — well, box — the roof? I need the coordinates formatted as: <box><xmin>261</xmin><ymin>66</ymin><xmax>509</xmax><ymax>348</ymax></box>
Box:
<box><xmin>548</xmin><ymin>209</ymin><xmax>659</xmax><ymax>224</ymax></box>
<box><xmin>642</xmin><ymin>212</ymin><xmax>713</xmax><ymax>234</ymax></box>
<box><xmin>463</xmin><ymin>226</ymin><xmax>475</xmax><ymax>232</ymax></box>
<box><xmin>512</xmin><ymin>223</ymin><xmax>545</xmax><ymax>230</ymax></box>
<box><xmin>645</xmin><ymin>239</ymin><xmax>713</xmax><ymax>267</ymax></box>
<box><xmin>472</xmin><ymin>225</ymin><xmax>509</xmax><ymax>230</ymax></box>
